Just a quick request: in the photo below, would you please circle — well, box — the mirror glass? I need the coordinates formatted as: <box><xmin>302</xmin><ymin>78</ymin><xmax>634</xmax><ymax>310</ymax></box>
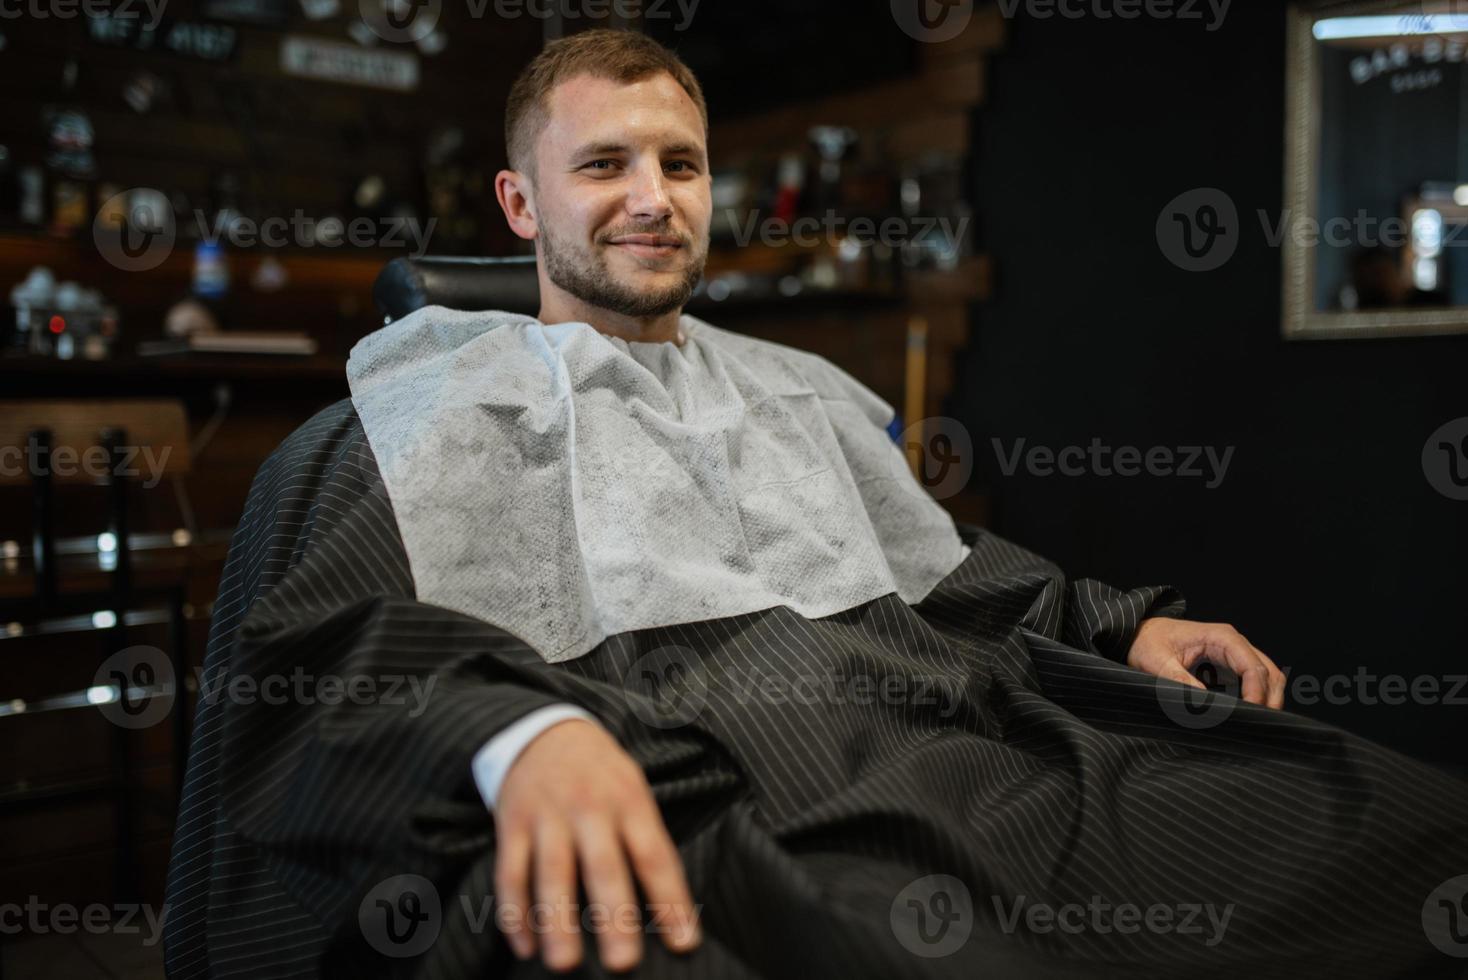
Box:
<box><xmin>1286</xmin><ymin>3</ymin><xmax>1468</xmax><ymax>337</ymax></box>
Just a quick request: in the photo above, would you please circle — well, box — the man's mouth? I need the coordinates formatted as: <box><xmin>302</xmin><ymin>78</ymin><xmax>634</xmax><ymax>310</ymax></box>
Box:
<box><xmin>606</xmin><ymin>234</ymin><xmax>684</xmax><ymax>259</ymax></box>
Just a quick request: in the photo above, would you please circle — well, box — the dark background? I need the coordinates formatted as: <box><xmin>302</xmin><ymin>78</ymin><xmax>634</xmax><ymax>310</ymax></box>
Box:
<box><xmin>963</xmin><ymin>0</ymin><xmax>1466</xmax><ymax>767</ymax></box>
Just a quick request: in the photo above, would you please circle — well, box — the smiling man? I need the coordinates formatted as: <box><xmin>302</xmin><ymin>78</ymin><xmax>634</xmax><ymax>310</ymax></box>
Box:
<box><xmin>500</xmin><ymin>63</ymin><xmax>711</xmax><ymax>339</ymax></box>
<box><xmin>164</xmin><ymin>28</ymin><xmax>1468</xmax><ymax>980</ymax></box>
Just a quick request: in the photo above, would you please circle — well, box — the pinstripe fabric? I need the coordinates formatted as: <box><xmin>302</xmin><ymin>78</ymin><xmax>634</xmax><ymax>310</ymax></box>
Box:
<box><xmin>164</xmin><ymin>398</ymin><xmax>1468</xmax><ymax>979</ymax></box>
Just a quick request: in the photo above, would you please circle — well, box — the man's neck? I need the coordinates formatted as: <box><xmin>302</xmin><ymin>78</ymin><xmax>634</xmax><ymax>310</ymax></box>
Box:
<box><xmin>537</xmin><ymin>295</ymin><xmax>686</xmax><ymax>347</ymax></box>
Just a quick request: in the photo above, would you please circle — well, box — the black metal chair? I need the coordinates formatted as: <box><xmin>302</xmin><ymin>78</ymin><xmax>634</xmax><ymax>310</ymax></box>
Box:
<box><xmin>373</xmin><ymin>254</ymin><xmax>541</xmax><ymax>325</ymax></box>
<box><xmin>0</xmin><ymin>400</ymin><xmax>194</xmax><ymax>904</ymax></box>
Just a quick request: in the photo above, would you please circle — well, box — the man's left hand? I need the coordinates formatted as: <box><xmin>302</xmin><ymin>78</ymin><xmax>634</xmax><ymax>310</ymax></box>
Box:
<box><xmin>1126</xmin><ymin>618</ymin><xmax>1286</xmax><ymax>710</ymax></box>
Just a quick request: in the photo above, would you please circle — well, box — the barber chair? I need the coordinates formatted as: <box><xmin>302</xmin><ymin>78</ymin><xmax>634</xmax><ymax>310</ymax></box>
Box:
<box><xmin>368</xmin><ymin>256</ymin><xmax>982</xmax><ymax>549</ymax></box>
<box><xmin>373</xmin><ymin>255</ymin><xmax>541</xmax><ymax>325</ymax></box>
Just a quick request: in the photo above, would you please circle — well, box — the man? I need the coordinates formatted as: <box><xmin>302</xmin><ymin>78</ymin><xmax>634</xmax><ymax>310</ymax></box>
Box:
<box><xmin>165</xmin><ymin>29</ymin><xmax>1467</xmax><ymax>980</ymax></box>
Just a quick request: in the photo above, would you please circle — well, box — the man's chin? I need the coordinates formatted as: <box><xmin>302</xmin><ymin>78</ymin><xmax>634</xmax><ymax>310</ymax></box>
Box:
<box><xmin>605</xmin><ymin>244</ymin><xmax>690</xmax><ymax>271</ymax></box>
<box><xmin>605</xmin><ymin>263</ymin><xmax>698</xmax><ymax>297</ymax></box>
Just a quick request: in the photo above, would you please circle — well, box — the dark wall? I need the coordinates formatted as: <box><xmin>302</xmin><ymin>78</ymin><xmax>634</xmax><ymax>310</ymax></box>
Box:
<box><xmin>961</xmin><ymin>1</ymin><xmax>1467</xmax><ymax>766</ymax></box>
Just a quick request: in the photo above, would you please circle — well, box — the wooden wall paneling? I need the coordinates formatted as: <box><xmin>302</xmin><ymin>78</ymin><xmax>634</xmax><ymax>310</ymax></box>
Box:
<box><xmin>709</xmin><ymin>58</ymin><xmax>986</xmax><ymax>162</ymax></box>
<box><xmin>918</xmin><ymin>3</ymin><xmax>1008</xmax><ymax>68</ymax></box>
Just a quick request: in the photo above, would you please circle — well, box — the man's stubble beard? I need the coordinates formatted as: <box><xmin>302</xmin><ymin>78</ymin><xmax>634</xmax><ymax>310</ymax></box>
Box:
<box><xmin>539</xmin><ymin>217</ymin><xmax>708</xmax><ymax>319</ymax></box>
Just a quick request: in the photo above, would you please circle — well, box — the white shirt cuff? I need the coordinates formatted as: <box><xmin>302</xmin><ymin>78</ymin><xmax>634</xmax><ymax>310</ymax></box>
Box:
<box><xmin>471</xmin><ymin>704</ymin><xmax>600</xmax><ymax>810</ymax></box>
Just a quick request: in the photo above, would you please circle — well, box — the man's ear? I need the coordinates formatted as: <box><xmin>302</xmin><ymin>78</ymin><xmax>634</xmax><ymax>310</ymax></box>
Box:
<box><xmin>495</xmin><ymin>169</ymin><xmax>537</xmax><ymax>241</ymax></box>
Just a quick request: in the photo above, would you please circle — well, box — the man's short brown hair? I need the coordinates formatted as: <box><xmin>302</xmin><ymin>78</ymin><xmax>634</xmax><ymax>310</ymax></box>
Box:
<box><xmin>504</xmin><ymin>28</ymin><xmax>709</xmax><ymax>179</ymax></box>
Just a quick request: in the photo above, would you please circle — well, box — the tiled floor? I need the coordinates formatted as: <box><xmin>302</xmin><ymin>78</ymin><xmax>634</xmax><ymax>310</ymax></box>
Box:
<box><xmin>1</xmin><ymin>929</ymin><xmax>164</xmax><ymax>979</ymax></box>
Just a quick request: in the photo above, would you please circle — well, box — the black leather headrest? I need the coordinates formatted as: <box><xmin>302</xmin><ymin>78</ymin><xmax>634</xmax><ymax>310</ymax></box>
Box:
<box><xmin>372</xmin><ymin>255</ymin><xmax>540</xmax><ymax>323</ymax></box>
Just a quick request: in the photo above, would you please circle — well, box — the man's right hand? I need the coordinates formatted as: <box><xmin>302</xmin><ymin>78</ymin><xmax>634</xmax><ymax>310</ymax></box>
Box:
<box><xmin>492</xmin><ymin>718</ymin><xmax>702</xmax><ymax>973</ymax></box>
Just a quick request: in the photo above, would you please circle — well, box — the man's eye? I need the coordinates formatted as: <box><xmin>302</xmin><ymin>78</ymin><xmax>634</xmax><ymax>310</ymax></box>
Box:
<box><xmin>666</xmin><ymin>161</ymin><xmax>696</xmax><ymax>174</ymax></box>
<box><xmin>586</xmin><ymin>159</ymin><xmax>617</xmax><ymax>171</ymax></box>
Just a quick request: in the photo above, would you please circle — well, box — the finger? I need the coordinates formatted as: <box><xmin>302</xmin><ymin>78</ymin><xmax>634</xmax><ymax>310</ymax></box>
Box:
<box><xmin>572</xmin><ymin>816</ymin><xmax>643</xmax><ymax>972</ymax></box>
<box><xmin>620</xmin><ymin>801</ymin><xmax>701</xmax><ymax>954</ymax></box>
<box><xmin>533</xmin><ymin>819</ymin><xmax>582</xmax><ymax>972</ymax></box>
<box><xmin>494</xmin><ymin>821</ymin><xmax>536</xmax><ymax>960</ymax></box>
<box><xmin>1247</xmin><ymin>643</ymin><xmax>1287</xmax><ymax>709</ymax></box>
<box><xmin>1156</xmin><ymin>658</ymin><xmax>1208</xmax><ymax>692</ymax></box>
<box><xmin>1204</xmin><ymin>631</ymin><xmax>1270</xmax><ymax>705</ymax></box>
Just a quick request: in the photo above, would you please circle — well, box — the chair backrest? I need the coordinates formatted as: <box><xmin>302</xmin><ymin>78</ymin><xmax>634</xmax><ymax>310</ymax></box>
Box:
<box><xmin>372</xmin><ymin>255</ymin><xmax>541</xmax><ymax>324</ymax></box>
<box><xmin>0</xmin><ymin>400</ymin><xmax>191</xmax><ymax>486</ymax></box>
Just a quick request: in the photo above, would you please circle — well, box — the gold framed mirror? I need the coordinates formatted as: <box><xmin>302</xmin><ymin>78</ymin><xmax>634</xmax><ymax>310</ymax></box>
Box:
<box><xmin>1285</xmin><ymin>2</ymin><xmax>1468</xmax><ymax>339</ymax></box>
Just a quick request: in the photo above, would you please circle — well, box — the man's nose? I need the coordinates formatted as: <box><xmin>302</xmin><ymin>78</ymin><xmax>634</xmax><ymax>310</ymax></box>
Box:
<box><xmin>624</xmin><ymin>162</ymin><xmax>673</xmax><ymax>222</ymax></box>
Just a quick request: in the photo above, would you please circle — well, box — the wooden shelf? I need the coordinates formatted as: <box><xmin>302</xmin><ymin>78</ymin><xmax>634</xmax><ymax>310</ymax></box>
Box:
<box><xmin>0</xmin><ymin>352</ymin><xmax>348</xmax><ymax>383</ymax></box>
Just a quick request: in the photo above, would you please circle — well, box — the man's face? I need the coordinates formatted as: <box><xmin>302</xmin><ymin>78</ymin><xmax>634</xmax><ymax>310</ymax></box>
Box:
<box><xmin>530</xmin><ymin>71</ymin><xmax>712</xmax><ymax>319</ymax></box>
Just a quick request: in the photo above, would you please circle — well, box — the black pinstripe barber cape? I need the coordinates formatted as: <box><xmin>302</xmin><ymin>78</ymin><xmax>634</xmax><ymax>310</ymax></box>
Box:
<box><xmin>163</xmin><ymin>399</ymin><xmax>1468</xmax><ymax>979</ymax></box>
